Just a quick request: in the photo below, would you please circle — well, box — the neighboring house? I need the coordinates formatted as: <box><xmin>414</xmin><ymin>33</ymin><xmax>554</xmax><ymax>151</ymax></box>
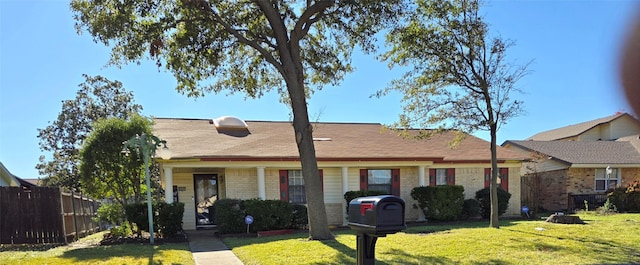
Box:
<box><xmin>503</xmin><ymin>113</ymin><xmax>640</xmax><ymax>212</ymax></box>
<box><xmin>0</xmin><ymin>162</ymin><xmax>20</xmax><ymax>187</ymax></box>
<box><xmin>0</xmin><ymin>162</ymin><xmax>37</xmax><ymax>190</ymax></box>
<box><xmin>154</xmin><ymin>116</ymin><xmax>525</xmax><ymax>230</ymax></box>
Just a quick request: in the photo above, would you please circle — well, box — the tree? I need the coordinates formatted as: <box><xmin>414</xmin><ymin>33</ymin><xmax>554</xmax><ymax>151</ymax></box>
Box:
<box><xmin>378</xmin><ymin>0</ymin><xmax>530</xmax><ymax>228</ymax></box>
<box><xmin>37</xmin><ymin>75</ymin><xmax>142</xmax><ymax>191</ymax></box>
<box><xmin>79</xmin><ymin>114</ymin><xmax>153</xmax><ymax>209</ymax></box>
<box><xmin>71</xmin><ymin>0</ymin><xmax>405</xmax><ymax>240</ymax></box>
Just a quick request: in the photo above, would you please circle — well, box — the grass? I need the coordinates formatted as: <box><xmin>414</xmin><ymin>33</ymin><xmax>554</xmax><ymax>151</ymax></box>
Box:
<box><xmin>222</xmin><ymin>213</ymin><xmax>640</xmax><ymax>265</ymax></box>
<box><xmin>0</xmin><ymin>231</ymin><xmax>194</xmax><ymax>265</ymax></box>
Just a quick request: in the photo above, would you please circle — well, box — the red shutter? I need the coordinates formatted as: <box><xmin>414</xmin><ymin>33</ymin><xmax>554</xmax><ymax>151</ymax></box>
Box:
<box><xmin>429</xmin><ymin>169</ymin><xmax>436</xmax><ymax>186</ymax></box>
<box><xmin>319</xmin><ymin>169</ymin><xmax>324</xmax><ymax>192</ymax></box>
<box><xmin>391</xmin><ymin>169</ymin><xmax>400</xmax><ymax>196</ymax></box>
<box><xmin>279</xmin><ymin>170</ymin><xmax>288</xmax><ymax>201</ymax></box>
<box><xmin>446</xmin><ymin>168</ymin><xmax>455</xmax><ymax>185</ymax></box>
<box><xmin>484</xmin><ymin>168</ymin><xmax>491</xmax><ymax>188</ymax></box>
<box><xmin>500</xmin><ymin>168</ymin><xmax>509</xmax><ymax>191</ymax></box>
<box><xmin>360</xmin><ymin>169</ymin><xmax>368</xmax><ymax>190</ymax></box>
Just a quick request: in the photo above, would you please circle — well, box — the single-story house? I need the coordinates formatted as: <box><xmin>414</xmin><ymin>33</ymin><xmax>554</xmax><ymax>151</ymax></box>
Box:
<box><xmin>154</xmin><ymin>116</ymin><xmax>525</xmax><ymax>230</ymax></box>
<box><xmin>0</xmin><ymin>162</ymin><xmax>38</xmax><ymax>190</ymax></box>
<box><xmin>503</xmin><ymin>112</ymin><xmax>640</xmax><ymax>211</ymax></box>
<box><xmin>0</xmin><ymin>162</ymin><xmax>20</xmax><ymax>187</ymax></box>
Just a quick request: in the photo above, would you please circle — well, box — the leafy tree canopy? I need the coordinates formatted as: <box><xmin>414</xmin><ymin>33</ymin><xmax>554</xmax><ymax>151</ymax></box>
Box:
<box><xmin>37</xmin><ymin>74</ymin><xmax>142</xmax><ymax>190</ymax></box>
<box><xmin>79</xmin><ymin>114</ymin><xmax>152</xmax><ymax>207</ymax></box>
<box><xmin>71</xmin><ymin>0</ymin><xmax>406</xmax><ymax>240</ymax></box>
<box><xmin>378</xmin><ymin>0</ymin><xmax>531</xmax><ymax>227</ymax></box>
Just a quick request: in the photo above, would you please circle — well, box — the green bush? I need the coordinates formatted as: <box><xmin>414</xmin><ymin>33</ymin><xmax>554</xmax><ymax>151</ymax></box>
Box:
<box><xmin>291</xmin><ymin>204</ymin><xmax>308</xmax><ymax>229</ymax></box>
<box><xmin>244</xmin><ymin>199</ymin><xmax>293</xmax><ymax>232</ymax></box>
<box><xmin>95</xmin><ymin>202</ymin><xmax>125</xmax><ymax>225</ymax></box>
<box><xmin>110</xmin><ymin>222</ymin><xmax>133</xmax><ymax>237</ymax></box>
<box><xmin>213</xmin><ymin>199</ymin><xmax>245</xmax><ymax>234</ymax></box>
<box><xmin>475</xmin><ymin>187</ymin><xmax>512</xmax><ymax>218</ymax></box>
<box><xmin>461</xmin><ymin>199</ymin><xmax>481</xmax><ymax>220</ymax></box>
<box><xmin>157</xmin><ymin>202</ymin><xmax>184</xmax><ymax>237</ymax></box>
<box><xmin>124</xmin><ymin>202</ymin><xmax>154</xmax><ymax>233</ymax></box>
<box><xmin>344</xmin><ymin>190</ymin><xmax>388</xmax><ymax>214</ymax></box>
<box><xmin>410</xmin><ymin>185</ymin><xmax>464</xmax><ymax>221</ymax></box>
<box><xmin>607</xmin><ymin>180</ymin><xmax>640</xmax><ymax>213</ymax></box>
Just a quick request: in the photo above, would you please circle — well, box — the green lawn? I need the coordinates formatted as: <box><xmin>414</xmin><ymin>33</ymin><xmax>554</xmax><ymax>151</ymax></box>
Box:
<box><xmin>223</xmin><ymin>213</ymin><xmax>640</xmax><ymax>265</ymax></box>
<box><xmin>0</xmin><ymin>232</ymin><xmax>194</xmax><ymax>265</ymax></box>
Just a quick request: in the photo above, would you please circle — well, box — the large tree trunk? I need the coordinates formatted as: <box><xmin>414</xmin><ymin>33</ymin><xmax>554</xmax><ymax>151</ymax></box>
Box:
<box><xmin>283</xmin><ymin>66</ymin><xmax>333</xmax><ymax>240</ymax></box>
<box><xmin>489</xmin><ymin>123</ymin><xmax>500</xmax><ymax>228</ymax></box>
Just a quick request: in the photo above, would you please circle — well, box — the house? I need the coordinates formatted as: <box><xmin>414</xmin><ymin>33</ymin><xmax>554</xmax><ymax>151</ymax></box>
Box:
<box><xmin>0</xmin><ymin>162</ymin><xmax>20</xmax><ymax>187</ymax></box>
<box><xmin>503</xmin><ymin>113</ymin><xmax>640</xmax><ymax>212</ymax></box>
<box><xmin>0</xmin><ymin>162</ymin><xmax>37</xmax><ymax>190</ymax></box>
<box><xmin>153</xmin><ymin>116</ymin><xmax>525</xmax><ymax>230</ymax></box>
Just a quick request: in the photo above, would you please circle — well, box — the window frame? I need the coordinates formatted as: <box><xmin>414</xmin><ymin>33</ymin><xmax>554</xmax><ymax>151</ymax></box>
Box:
<box><xmin>594</xmin><ymin>168</ymin><xmax>619</xmax><ymax>192</ymax></box>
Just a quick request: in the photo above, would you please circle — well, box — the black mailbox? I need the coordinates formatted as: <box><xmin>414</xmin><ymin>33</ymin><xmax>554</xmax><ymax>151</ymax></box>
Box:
<box><xmin>348</xmin><ymin>195</ymin><xmax>406</xmax><ymax>236</ymax></box>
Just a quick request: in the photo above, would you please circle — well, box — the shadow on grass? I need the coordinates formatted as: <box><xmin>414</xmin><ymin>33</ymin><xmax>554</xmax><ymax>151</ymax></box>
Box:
<box><xmin>404</xmin><ymin>218</ymin><xmax>520</xmax><ymax>235</ymax></box>
<box><xmin>59</xmin><ymin>243</ymin><xmax>188</xmax><ymax>264</ymax></box>
<box><xmin>380</xmin><ymin>247</ymin><xmax>453</xmax><ymax>265</ymax></box>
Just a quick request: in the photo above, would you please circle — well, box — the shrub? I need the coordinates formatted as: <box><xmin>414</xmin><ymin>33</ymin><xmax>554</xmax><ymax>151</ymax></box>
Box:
<box><xmin>607</xmin><ymin>180</ymin><xmax>640</xmax><ymax>213</ymax></box>
<box><xmin>344</xmin><ymin>190</ymin><xmax>388</xmax><ymax>214</ymax></box>
<box><xmin>461</xmin><ymin>199</ymin><xmax>481</xmax><ymax>220</ymax></box>
<box><xmin>213</xmin><ymin>199</ymin><xmax>245</xmax><ymax>234</ymax></box>
<box><xmin>157</xmin><ymin>202</ymin><xmax>184</xmax><ymax>237</ymax></box>
<box><xmin>124</xmin><ymin>202</ymin><xmax>154</xmax><ymax>234</ymax></box>
<box><xmin>410</xmin><ymin>185</ymin><xmax>465</xmax><ymax>221</ymax></box>
<box><xmin>244</xmin><ymin>199</ymin><xmax>293</xmax><ymax>232</ymax></box>
<box><xmin>475</xmin><ymin>187</ymin><xmax>512</xmax><ymax>218</ymax></box>
<box><xmin>95</xmin><ymin>202</ymin><xmax>125</xmax><ymax>225</ymax></box>
<box><xmin>291</xmin><ymin>204</ymin><xmax>308</xmax><ymax>229</ymax></box>
<box><xmin>110</xmin><ymin>222</ymin><xmax>133</xmax><ymax>237</ymax></box>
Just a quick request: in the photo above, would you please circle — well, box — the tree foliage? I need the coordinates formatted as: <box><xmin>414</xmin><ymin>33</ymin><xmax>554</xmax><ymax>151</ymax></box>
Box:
<box><xmin>37</xmin><ymin>75</ymin><xmax>142</xmax><ymax>190</ymax></box>
<box><xmin>71</xmin><ymin>0</ymin><xmax>405</xmax><ymax>240</ymax></box>
<box><xmin>79</xmin><ymin>114</ymin><xmax>152</xmax><ymax>208</ymax></box>
<box><xmin>379</xmin><ymin>0</ymin><xmax>530</xmax><ymax>227</ymax></box>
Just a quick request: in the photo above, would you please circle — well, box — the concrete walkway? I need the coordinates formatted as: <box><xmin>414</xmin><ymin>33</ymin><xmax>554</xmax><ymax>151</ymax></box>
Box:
<box><xmin>186</xmin><ymin>230</ymin><xmax>244</xmax><ymax>265</ymax></box>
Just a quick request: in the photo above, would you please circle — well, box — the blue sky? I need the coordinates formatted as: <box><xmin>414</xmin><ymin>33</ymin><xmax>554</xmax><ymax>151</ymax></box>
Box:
<box><xmin>1</xmin><ymin>1</ymin><xmax>638</xmax><ymax>179</ymax></box>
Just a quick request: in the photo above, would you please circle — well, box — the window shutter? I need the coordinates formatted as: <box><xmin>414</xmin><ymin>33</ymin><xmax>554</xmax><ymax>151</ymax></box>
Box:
<box><xmin>484</xmin><ymin>168</ymin><xmax>491</xmax><ymax>188</ymax></box>
<box><xmin>429</xmin><ymin>169</ymin><xmax>436</xmax><ymax>186</ymax></box>
<box><xmin>500</xmin><ymin>168</ymin><xmax>509</xmax><ymax>191</ymax></box>
<box><xmin>319</xmin><ymin>169</ymin><xmax>324</xmax><ymax>192</ymax></box>
<box><xmin>391</xmin><ymin>169</ymin><xmax>400</xmax><ymax>196</ymax></box>
<box><xmin>359</xmin><ymin>169</ymin><xmax>368</xmax><ymax>190</ymax></box>
<box><xmin>279</xmin><ymin>170</ymin><xmax>288</xmax><ymax>201</ymax></box>
<box><xmin>446</xmin><ymin>168</ymin><xmax>455</xmax><ymax>185</ymax></box>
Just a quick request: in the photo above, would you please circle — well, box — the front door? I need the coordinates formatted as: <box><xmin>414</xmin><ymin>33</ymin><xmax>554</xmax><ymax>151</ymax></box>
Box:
<box><xmin>194</xmin><ymin>174</ymin><xmax>218</xmax><ymax>227</ymax></box>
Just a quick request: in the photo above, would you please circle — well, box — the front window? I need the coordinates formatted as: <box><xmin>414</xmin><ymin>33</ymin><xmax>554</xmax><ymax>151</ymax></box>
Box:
<box><xmin>595</xmin><ymin>168</ymin><xmax>619</xmax><ymax>192</ymax></box>
<box><xmin>368</xmin><ymin>169</ymin><xmax>392</xmax><ymax>193</ymax></box>
<box><xmin>436</xmin><ymin>169</ymin><xmax>448</xmax><ymax>185</ymax></box>
<box><xmin>288</xmin><ymin>170</ymin><xmax>306</xmax><ymax>204</ymax></box>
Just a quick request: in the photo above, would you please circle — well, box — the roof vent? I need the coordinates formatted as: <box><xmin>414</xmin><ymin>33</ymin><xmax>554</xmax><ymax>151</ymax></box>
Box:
<box><xmin>313</xmin><ymin>137</ymin><xmax>332</xmax><ymax>141</ymax></box>
<box><xmin>212</xmin><ymin>116</ymin><xmax>248</xmax><ymax>129</ymax></box>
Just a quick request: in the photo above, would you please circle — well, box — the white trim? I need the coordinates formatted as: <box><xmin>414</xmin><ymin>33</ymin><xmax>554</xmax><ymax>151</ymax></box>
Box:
<box><xmin>164</xmin><ymin>166</ymin><xmax>173</xmax><ymax>203</ymax></box>
<box><xmin>257</xmin><ymin>166</ymin><xmax>266</xmax><ymax>200</ymax></box>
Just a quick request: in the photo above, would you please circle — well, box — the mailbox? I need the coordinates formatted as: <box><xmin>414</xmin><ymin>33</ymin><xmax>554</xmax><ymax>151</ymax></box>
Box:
<box><xmin>348</xmin><ymin>195</ymin><xmax>406</xmax><ymax>236</ymax></box>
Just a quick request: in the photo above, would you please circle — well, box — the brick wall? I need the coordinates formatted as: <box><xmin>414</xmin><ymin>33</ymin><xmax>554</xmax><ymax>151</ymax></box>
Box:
<box><xmin>523</xmin><ymin>169</ymin><xmax>567</xmax><ymax>211</ymax></box>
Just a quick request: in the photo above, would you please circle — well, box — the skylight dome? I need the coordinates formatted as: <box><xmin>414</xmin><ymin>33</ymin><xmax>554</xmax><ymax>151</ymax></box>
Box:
<box><xmin>212</xmin><ymin>116</ymin><xmax>248</xmax><ymax>129</ymax></box>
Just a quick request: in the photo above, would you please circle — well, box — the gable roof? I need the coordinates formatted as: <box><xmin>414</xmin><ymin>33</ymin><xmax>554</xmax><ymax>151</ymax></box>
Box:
<box><xmin>153</xmin><ymin>118</ymin><xmax>525</xmax><ymax>162</ymax></box>
<box><xmin>504</xmin><ymin>140</ymin><xmax>640</xmax><ymax>165</ymax></box>
<box><xmin>0</xmin><ymin>162</ymin><xmax>20</xmax><ymax>187</ymax></box>
<box><xmin>526</xmin><ymin>113</ymin><xmax>631</xmax><ymax>141</ymax></box>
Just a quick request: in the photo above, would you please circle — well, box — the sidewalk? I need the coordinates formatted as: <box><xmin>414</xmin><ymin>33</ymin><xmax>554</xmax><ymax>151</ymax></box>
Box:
<box><xmin>186</xmin><ymin>230</ymin><xmax>244</xmax><ymax>265</ymax></box>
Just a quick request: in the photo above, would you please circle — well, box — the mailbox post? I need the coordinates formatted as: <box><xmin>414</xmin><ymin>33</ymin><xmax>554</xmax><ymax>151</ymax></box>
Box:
<box><xmin>348</xmin><ymin>195</ymin><xmax>406</xmax><ymax>265</ymax></box>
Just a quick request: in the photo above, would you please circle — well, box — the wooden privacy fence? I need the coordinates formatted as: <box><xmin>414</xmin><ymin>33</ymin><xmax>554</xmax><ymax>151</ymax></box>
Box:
<box><xmin>0</xmin><ymin>187</ymin><xmax>101</xmax><ymax>244</ymax></box>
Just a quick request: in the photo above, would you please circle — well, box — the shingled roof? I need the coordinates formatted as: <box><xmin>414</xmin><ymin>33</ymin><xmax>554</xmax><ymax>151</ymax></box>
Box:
<box><xmin>504</xmin><ymin>140</ymin><xmax>640</xmax><ymax>165</ymax></box>
<box><xmin>153</xmin><ymin>118</ymin><xmax>525</xmax><ymax>162</ymax></box>
<box><xmin>526</xmin><ymin>113</ymin><xmax>629</xmax><ymax>141</ymax></box>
